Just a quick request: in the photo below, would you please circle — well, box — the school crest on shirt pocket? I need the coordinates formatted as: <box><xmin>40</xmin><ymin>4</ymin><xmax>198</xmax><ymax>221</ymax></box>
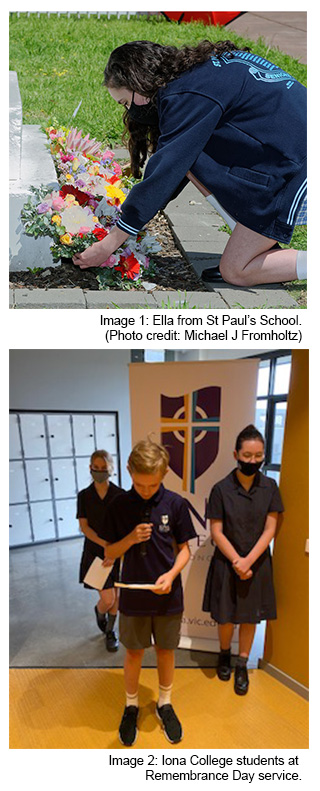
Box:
<box><xmin>158</xmin><ymin>514</ymin><xmax>171</xmax><ymax>533</ymax></box>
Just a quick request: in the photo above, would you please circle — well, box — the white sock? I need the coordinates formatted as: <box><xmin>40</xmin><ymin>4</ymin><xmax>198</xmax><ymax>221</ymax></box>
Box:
<box><xmin>126</xmin><ymin>690</ymin><xmax>138</xmax><ymax>709</ymax></box>
<box><xmin>158</xmin><ymin>684</ymin><xmax>173</xmax><ymax>708</ymax></box>
<box><xmin>296</xmin><ymin>250</ymin><xmax>307</xmax><ymax>280</ymax></box>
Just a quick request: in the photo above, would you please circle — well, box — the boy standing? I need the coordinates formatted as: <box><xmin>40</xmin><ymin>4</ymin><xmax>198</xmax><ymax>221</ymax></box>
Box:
<box><xmin>104</xmin><ymin>439</ymin><xmax>196</xmax><ymax>746</ymax></box>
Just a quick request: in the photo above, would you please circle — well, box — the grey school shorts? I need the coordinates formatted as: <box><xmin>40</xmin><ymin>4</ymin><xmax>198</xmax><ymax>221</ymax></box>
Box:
<box><xmin>119</xmin><ymin>613</ymin><xmax>182</xmax><ymax>650</ymax></box>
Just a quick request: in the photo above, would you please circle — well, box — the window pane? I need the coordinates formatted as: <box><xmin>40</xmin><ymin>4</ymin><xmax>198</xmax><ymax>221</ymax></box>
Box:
<box><xmin>265</xmin><ymin>469</ymin><xmax>280</xmax><ymax>485</ymax></box>
<box><xmin>257</xmin><ymin>361</ymin><xmax>270</xmax><ymax>396</ymax></box>
<box><xmin>271</xmin><ymin>402</ymin><xmax>287</xmax><ymax>464</ymax></box>
<box><xmin>255</xmin><ymin>399</ymin><xmax>267</xmax><ymax>436</ymax></box>
<box><xmin>273</xmin><ymin>356</ymin><xmax>291</xmax><ymax>395</ymax></box>
<box><xmin>144</xmin><ymin>350</ymin><xmax>165</xmax><ymax>362</ymax></box>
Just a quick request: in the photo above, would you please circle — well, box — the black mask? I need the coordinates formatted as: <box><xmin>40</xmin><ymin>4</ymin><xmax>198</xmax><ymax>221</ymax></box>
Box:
<box><xmin>237</xmin><ymin>459</ymin><xmax>263</xmax><ymax>477</ymax></box>
<box><xmin>127</xmin><ymin>92</ymin><xmax>159</xmax><ymax>126</ymax></box>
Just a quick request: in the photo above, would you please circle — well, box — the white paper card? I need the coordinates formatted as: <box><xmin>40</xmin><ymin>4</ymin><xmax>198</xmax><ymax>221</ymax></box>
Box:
<box><xmin>115</xmin><ymin>582</ymin><xmax>161</xmax><ymax>591</ymax></box>
<box><xmin>83</xmin><ymin>557</ymin><xmax>114</xmax><ymax>589</ymax></box>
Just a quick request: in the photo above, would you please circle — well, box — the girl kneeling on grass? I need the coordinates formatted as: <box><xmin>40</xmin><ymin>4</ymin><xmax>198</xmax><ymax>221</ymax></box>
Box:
<box><xmin>73</xmin><ymin>39</ymin><xmax>307</xmax><ymax>287</ymax></box>
<box><xmin>203</xmin><ymin>425</ymin><xmax>284</xmax><ymax>695</ymax></box>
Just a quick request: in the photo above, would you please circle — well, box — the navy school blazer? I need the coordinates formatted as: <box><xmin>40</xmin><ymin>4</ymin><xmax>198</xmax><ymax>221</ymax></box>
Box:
<box><xmin>116</xmin><ymin>52</ymin><xmax>307</xmax><ymax>244</ymax></box>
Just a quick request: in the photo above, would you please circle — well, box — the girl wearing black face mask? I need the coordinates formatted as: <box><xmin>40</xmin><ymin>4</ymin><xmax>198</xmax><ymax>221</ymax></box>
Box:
<box><xmin>73</xmin><ymin>39</ymin><xmax>307</xmax><ymax>287</ymax></box>
<box><xmin>77</xmin><ymin>449</ymin><xmax>124</xmax><ymax>651</ymax></box>
<box><xmin>203</xmin><ymin>424</ymin><xmax>284</xmax><ymax>696</ymax></box>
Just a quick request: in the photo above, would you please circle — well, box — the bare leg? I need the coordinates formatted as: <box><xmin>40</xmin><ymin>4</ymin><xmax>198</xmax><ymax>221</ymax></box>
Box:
<box><xmin>186</xmin><ymin>172</ymin><xmax>302</xmax><ymax>286</ymax></box>
<box><xmin>219</xmin><ymin>223</ymin><xmax>298</xmax><ymax>286</ymax></box>
<box><xmin>238</xmin><ymin>623</ymin><xmax>256</xmax><ymax>658</ymax></box>
<box><xmin>218</xmin><ymin>623</ymin><xmax>234</xmax><ymax>650</ymax></box>
<box><xmin>155</xmin><ymin>647</ymin><xmax>175</xmax><ymax>688</ymax></box>
<box><xmin>97</xmin><ymin>587</ymin><xmax>116</xmax><ymax>614</ymax></box>
<box><xmin>124</xmin><ymin>648</ymin><xmax>144</xmax><ymax>695</ymax></box>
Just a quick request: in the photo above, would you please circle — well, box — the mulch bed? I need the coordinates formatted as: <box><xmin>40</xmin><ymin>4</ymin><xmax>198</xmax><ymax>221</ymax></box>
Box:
<box><xmin>9</xmin><ymin>212</ymin><xmax>206</xmax><ymax>292</ymax></box>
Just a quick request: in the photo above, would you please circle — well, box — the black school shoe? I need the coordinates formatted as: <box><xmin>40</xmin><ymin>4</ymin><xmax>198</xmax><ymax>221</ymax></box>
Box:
<box><xmin>119</xmin><ymin>706</ymin><xmax>139</xmax><ymax>746</ymax></box>
<box><xmin>234</xmin><ymin>665</ymin><xmax>249</xmax><ymax>695</ymax></box>
<box><xmin>217</xmin><ymin>650</ymin><xmax>232</xmax><ymax>681</ymax></box>
<box><xmin>201</xmin><ymin>265</ymin><xmax>224</xmax><ymax>283</ymax></box>
<box><xmin>94</xmin><ymin>605</ymin><xmax>106</xmax><ymax>633</ymax></box>
<box><xmin>106</xmin><ymin>629</ymin><xmax>119</xmax><ymax>652</ymax></box>
<box><xmin>156</xmin><ymin>704</ymin><xmax>183</xmax><ymax>744</ymax></box>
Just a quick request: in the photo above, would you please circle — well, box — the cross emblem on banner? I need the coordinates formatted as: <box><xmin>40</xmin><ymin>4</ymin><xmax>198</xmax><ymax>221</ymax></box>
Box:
<box><xmin>160</xmin><ymin>386</ymin><xmax>221</xmax><ymax>493</ymax></box>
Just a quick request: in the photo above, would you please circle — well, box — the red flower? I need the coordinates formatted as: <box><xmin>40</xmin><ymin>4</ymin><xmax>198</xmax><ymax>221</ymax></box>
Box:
<box><xmin>59</xmin><ymin>184</ymin><xmax>91</xmax><ymax>206</ymax></box>
<box><xmin>115</xmin><ymin>253</ymin><xmax>140</xmax><ymax>280</ymax></box>
<box><xmin>92</xmin><ymin>227</ymin><xmax>109</xmax><ymax>241</ymax></box>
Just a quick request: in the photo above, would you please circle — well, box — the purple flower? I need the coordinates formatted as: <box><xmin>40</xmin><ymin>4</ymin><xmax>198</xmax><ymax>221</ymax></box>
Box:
<box><xmin>37</xmin><ymin>202</ymin><xmax>51</xmax><ymax>214</ymax></box>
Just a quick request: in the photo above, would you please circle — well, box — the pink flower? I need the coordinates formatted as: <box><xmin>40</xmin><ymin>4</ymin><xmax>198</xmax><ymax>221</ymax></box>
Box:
<box><xmin>78</xmin><ymin>226</ymin><xmax>91</xmax><ymax>234</ymax></box>
<box><xmin>101</xmin><ymin>149</ymin><xmax>115</xmax><ymax>162</ymax></box>
<box><xmin>112</xmin><ymin>162</ymin><xmax>122</xmax><ymax>177</ymax></box>
<box><xmin>100</xmin><ymin>254</ymin><xmax>117</xmax><ymax>268</ymax></box>
<box><xmin>52</xmin><ymin>196</ymin><xmax>65</xmax><ymax>211</ymax></box>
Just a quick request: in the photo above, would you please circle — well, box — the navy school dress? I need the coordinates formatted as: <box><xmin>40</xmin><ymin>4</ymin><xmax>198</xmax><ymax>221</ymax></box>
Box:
<box><xmin>104</xmin><ymin>484</ymin><xmax>197</xmax><ymax>616</ymax></box>
<box><xmin>116</xmin><ymin>51</ymin><xmax>306</xmax><ymax>245</ymax></box>
<box><xmin>77</xmin><ymin>481</ymin><xmax>123</xmax><ymax>589</ymax></box>
<box><xmin>202</xmin><ymin>469</ymin><xmax>284</xmax><ymax>624</ymax></box>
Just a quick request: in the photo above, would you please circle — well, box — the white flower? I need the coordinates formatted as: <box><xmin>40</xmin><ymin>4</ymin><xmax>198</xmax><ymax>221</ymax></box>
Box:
<box><xmin>60</xmin><ymin>205</ymin><xmax>97</xmax><ymax>235</ymax></box>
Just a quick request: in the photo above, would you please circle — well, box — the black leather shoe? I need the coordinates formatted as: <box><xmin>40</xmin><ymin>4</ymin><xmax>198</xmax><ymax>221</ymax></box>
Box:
<box><xmin>234</xmin><ymin>664</ymin><xmax>249</xmax><ymax>695</ymax></box>
<box><xmin>106</xmin><ymin>629</ymin><xmax>119</xmax><ymax>652</ymax></box>
<box><xmin>201</xmin><ymin>265</ymin><xmax>224</xmax><ymax>282</ymax></box>
<box><xmin>217</xmin><ymin>650</ymin><xmax>231</xmax><ymax>681</ymax></box>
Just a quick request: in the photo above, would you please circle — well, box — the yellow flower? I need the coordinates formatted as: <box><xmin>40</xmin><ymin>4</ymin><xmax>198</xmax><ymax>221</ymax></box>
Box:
<box><xmin>66</xmin><ymin>173</ymin><xmax>72</xmax><ymax>180</ymax></box>
<box><xmin>60</xmin><ymin>233</ymin><xmax>73</xmax><ymax>245</ymax></box>
<box><xmin>72</xmin><ymin>158</ymin><xmax>79</xmax><ymax>172</ymax></box>
<box><xmin>51</xmin><ymin>215</ymin><xmax>62</xmax><ymax>226</ymax></box>
<box><xmin>89</xmin><ymin>165</ymin><xmax>100</xmax><ymax>176</ymax></box>
<box><xmin>105</xmin><ymin>184</ymin><xmax>126</xmax><ymax>204</ymax></box>
<box><xmin>92</xmin><ymin>216</ymin><xmax>98</xmax><ymax>223</ymax></box>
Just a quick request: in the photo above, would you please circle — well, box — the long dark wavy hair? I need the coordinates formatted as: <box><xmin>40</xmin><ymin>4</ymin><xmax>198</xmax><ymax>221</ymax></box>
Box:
<box><xmin>104</xmin><ymin>39</ymin><xmax>250</xmax><ymax>177</ymax></box>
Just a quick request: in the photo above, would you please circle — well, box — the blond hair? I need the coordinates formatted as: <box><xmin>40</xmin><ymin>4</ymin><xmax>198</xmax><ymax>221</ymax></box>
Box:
<box><xmin>128</xmin><ymin>439</ymin><xmax>169</xmax><ymax>476</ymax></box>
<box><xmin>90</xmin><ymin>449</ymin><xmax>114</xmax><ymax>477</ymax></box>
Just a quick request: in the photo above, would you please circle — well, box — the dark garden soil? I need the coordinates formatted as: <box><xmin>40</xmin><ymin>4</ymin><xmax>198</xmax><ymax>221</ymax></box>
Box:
<box><xmin>9</xmin><ymin>212</ymin><xmax>207</xmax><ymax>292</ymax></box>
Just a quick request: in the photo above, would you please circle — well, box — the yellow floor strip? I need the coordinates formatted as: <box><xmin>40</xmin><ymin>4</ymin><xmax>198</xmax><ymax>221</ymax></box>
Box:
<box><xmin>10</xmin><ymin>668</ymin><xmax>308</xmax><ymax>749</ymax></box>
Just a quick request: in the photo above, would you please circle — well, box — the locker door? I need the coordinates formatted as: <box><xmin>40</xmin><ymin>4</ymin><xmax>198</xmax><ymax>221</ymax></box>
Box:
<box><xmin>72</xmin><ymin>414</ymin><xmax>95</xmax><ymax>457</ymax></box>
<box><xmin>9</xmin><ymin>414</ymin><xmax>22</xmax><ymax>459</ymax></box>
<box><xmin>75</xmin><ymin>457</ymin><xmax>91</xmax><ymax>492</ymax></box>
<box><xmin>9</xmin><ymin>504</ymin><xmax>32</xmax><ymax>546</ymax></box>
<box><xmin>47</xmin><ymin>414</ymin><xmax>73</xmax><ymax>457</ymax></box>
<box><xmin>56</xmin><ymin>499</ymin><xmax>79</xmax><ymax>539</ymax></box>
<box><xmin>94</xmin><ymin>414</ymin><xmax>117</xmax><ymax>454</ymax></box>
<box><xmin>19</xmin><ymin>413</ymin><xmax>47</xmax><ymax>458</ymax></box>
<box><xmin>25</xmin><ymin>459</ymin><xmax>52</xmax><ymax>501</ymax></box>
<box><xmin>30</xmin><ymin>501</ymin><xmax>56</xmax><ymax>542</ymax></box>
<box><xmin>9</xmin><ymin>461</ymin><xmax>27</xmax><ymax>504</ymax></box>
<box><xmin>111</xmin><ymin>458</ymin><xmax>119</xmax><ymax>485</ymax></box>
<box><xmin>51</xmin><ymin>458</ymin><xmax>77</xmax><ymax>499</ymax></box>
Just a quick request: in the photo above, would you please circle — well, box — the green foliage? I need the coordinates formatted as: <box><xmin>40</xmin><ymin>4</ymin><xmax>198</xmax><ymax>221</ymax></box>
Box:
<box><xmin>9</xmin><ymin>13</ymin><xmax>307</xmax><ymax>146</ymax></box>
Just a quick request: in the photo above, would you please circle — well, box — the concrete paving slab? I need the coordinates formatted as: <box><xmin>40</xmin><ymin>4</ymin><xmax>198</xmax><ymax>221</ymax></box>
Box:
<box><xmin>14</xmin><ymin>288</ymin><xmax>86</xmax><ymax>309</ymax></box>
<box><xmin>9</xmin><ymin>289</ymin><xmax>14</xmax><ymax>308</ymax></box>
<box><xmin>214</xmin><ymin>283</ymin><xmax>299</xmax><ymax>309</ymax></box>
<box><xmin>151</xmin><ymin>290</ymin><xmax>226</xmax><ymax>309</ymax></box>
<box><xmin>227</xmin><ymin>12</ymin><xmax>307</xmax><ymax>63</ymax></box>
<box><xmin>84</xmin><ymin>290</ymin><xmax>156</xmax><ymax>309</ymax></box>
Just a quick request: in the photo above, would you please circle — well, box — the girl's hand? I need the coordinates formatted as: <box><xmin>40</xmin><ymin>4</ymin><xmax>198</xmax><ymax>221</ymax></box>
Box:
<box><xmin>102</xmin><ymin>547</ymin><xmax>114</xmax><ymax>567</ymax></box>
<box><xmin>73</xmin><ymin>240</ymin><xmax>112</xmax><ymax>269</ymax></box>
<box><xmin>154</xmin><ymin>572</ymin><xmax>174</xmax><ymax>595</ymax></box>
<box><xmin>130</xmin><ymin>522</ymin><xmax>153</xmax><ymax>545</ymax></box>
<box><xmin>232</xmin><ymin>557</ymin><xmax>252</xmax><ymax>578</ymax></box>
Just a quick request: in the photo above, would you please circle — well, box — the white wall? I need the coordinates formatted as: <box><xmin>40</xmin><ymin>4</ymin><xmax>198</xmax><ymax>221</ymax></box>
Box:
<box><xmin>9</xmin><ymin>350</ymin><xmax>132</xmax><ymax>489</ymax></box>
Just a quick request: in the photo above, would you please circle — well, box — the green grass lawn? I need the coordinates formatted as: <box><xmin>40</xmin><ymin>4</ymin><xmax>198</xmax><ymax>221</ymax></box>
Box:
<box><xmin>9</xmin><ymin>13</ymin><xmax>307</xmax><ymax>145</ymax></box>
